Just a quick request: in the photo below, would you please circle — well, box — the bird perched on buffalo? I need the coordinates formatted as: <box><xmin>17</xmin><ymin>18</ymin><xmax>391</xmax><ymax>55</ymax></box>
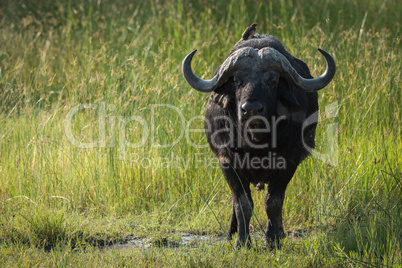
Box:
<box><xmin>241</xmin><ymin>23</ymin><xmax>257</xmax><ymax>40</ymax></box>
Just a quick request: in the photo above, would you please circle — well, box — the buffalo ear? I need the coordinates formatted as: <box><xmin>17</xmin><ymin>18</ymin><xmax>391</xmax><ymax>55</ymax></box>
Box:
<box><xmin>211</xmin><ymin>77</ymin><xmax>234</xmax><ymax>109</ymax></box>
<box><xmin>277</xmin><ymin>79</ymin><xmax>306</xmax><ymax>124</ymax></box>
<box><xmin>211</xmin><ymin>92</ymin><xmax>230</xmax><ymax>109</ymax></box>
<box><xmin>213</xmin><ymin>77</ymin><xmax>234</xmax><ymax>94</ymax></box>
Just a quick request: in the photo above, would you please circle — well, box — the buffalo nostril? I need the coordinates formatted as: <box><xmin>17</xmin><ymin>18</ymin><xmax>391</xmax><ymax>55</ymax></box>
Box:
<box><xmin>241</xmin><ymin>104</ymin><xmax>249</xmax><ymax>115</ymax></box>
<box><xmin>241</xmin><ymin>101</ymin><xmax>263</xmax><ymax>116</ymax></box>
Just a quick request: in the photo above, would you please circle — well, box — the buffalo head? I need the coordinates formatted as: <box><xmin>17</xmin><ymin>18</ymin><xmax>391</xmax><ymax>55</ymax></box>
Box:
<box><xmin>183</xmin><ymin>47</ymin><xmax>334</xmax><ymax>113</ymax></box>
<box><xmin>183</xmin><ymin>47</ymin><xmax>335</xmax><ymax>146</ymax></box>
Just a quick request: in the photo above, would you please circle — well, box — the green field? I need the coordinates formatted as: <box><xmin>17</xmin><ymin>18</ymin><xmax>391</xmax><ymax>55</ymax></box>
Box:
<box><xmin>0</xmin><ymin>0</ymin><xmax>400</xmax><ymax>266</ymax></box>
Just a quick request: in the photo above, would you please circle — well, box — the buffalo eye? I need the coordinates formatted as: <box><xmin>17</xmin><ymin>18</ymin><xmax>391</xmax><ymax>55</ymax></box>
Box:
<box><xmin>233</xmin><ymin>76</ymin><xmax>243</xmax><ymax>87</ymax></box>
<box><xmin>263</xmin><ymin>72</ymin><xmax>279</xmax><ymax>87</ymax></box>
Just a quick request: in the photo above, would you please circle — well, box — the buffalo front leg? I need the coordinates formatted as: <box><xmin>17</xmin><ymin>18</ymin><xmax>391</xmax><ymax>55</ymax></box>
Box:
<box><xmin>221</xmin><ymin>164</ymin><xmax>254</xmax><ymax>248</ymax></box>
<box><xmin>264</xmin><ymin>185</ymin><xmax>287</xmax><ymax>246</ymax></box>
<box><xmin>233</xmin><ymin>189</ymin><xmax>254</xmax><ymax>248</ymax></box>
<box><xmin>264</xmin><ymin>167</ymin><xmax>297</xmax><ymax>247</ymax></box>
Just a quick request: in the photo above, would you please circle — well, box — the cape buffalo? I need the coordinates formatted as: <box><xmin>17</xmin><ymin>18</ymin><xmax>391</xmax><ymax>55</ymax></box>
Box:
<box><xmin>182</xmin><ymin>24</ymin><xmax>336</xmax><ymax>248</ymax></box>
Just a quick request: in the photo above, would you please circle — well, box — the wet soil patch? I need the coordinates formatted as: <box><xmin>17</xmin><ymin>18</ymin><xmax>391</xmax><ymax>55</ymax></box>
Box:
<box><xmin>108</xmin><ymin>233</ymin><xmax>228</xmax><ymax>250</ymax></box>
<box><xmin>105</xmin><ymin>229</ymin><xmax>313</xmax><ymax>251</ymax></box>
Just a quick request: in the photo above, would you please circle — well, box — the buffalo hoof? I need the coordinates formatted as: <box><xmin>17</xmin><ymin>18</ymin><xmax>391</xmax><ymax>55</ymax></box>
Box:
<box><xmin>265</xmin><ymin>232</ymin><xmax>286</xmax><ymax>249</ymax></box>
<box><xmin>233</xmin><ymin>238</ymin><xmax>252</xmax><ymax>250</ymax></box>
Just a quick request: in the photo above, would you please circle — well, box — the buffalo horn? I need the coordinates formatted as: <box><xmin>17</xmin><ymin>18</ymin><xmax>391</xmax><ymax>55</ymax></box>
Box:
<box><xmin>182</xmin><ymin>48</ymin><xmax>257</xmax><ymax>93</ymax></box>
<box><xmin>182</xmin><ymin>47</ymin><xmax>336</xmax><ymax>93</ymax></box>
<box><xmin>258</xmin><ymin>47</ymin><xmax>336</xmax><ymax>92</ymax></box>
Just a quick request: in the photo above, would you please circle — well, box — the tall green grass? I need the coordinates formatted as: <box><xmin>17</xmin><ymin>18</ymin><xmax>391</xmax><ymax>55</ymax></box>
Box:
<box><xmin>0</xmin><ymin>0</ymin><xmax>400</xmax><ymax>266</ymax></box>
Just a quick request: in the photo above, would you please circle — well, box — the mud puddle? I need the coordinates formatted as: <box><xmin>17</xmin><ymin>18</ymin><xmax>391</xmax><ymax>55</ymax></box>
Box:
<box><xmin>108</xmin><ymin>233</ymin><xmax>227</xmax><ymax>250</ymax></box>
<box><xmin>106</xmin><ymin>230</ymin><xmax>312</xmax><ymax>251</ymax></box>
